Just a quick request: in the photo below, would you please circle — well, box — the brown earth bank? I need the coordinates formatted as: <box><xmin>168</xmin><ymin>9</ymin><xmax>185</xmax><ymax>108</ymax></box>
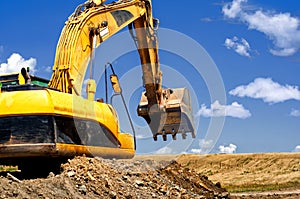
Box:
<box><xmin>230</xmin><ymin>189</ymin><xmax>300</xmax><ymax>199</ymax></box>
<box><xmin>176</xmin><ymin>153</ymin><xmax>300</xmax><ymax>199</ymax></box>
<box><xmin>0</xmin><ymin>156</ymin><xmax>228</xmax><ymax>199</ymax></box>
<box><xmin>176</xmin><ymin>153</ymin><xmax>300</xmax><ymax>192</ymax></box>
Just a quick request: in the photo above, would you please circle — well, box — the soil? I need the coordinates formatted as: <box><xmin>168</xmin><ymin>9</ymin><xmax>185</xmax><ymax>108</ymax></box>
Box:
<box><xmin>0</xmin><ymin>156</ymin><xmax>229</xmax><ymax>199</ymax></box>
<box><xmin>230</xmin><ymin>189</ymin><xmax>300</xmax><ymax>199</ymax></box>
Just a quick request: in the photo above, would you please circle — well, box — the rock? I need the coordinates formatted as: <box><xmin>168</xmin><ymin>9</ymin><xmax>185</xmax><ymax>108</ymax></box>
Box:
<box><xmin>67</xmin><ymin>171</ymin><xmax>76</xmax><ymax>177</ymax></box>
<box><xmin>135</xmin><ymin>180</ymin><xmax>144</xmax><ymax>186</ymax></box>
<box><xmin>78</xmin><ymin>185</ymin><xmax>87</xmax><ymax>194</ymax></box>
<box><xmin>104</xmin><ymin>178</ymin><xmax>113</xmax><ymax>188</ymax></box>
<box><xmin>215</xmin><ymin>182</ymin><xmax>222</xmax><ymax>188</ymax></box>
<box><xmin>122</xmin><ymin>175</ymin><xmax>128</xmax><ymax>181</ymax></box>
<box><xmin>109</xmin><ymin>191</ymin><xmax>117</xmax><ymax>199</ymax></box>
<box><xmin>87</xmin><ymin>171</ymin><xmax>95</xmax><ymax>181</ymax></box>
<box><xmin>47</xmin><ymin>172</ymin><xmax>55</xmax><ymax>178</ymax></box>
<box><xmin>159</xmin><ymin>185</ymin><xmax>168</xmax><ymax>194</ymax></box>
<box><xmin>125</xmin><ymin>193</ymin><xmax>133</xmax><ymax>199</ymax></box>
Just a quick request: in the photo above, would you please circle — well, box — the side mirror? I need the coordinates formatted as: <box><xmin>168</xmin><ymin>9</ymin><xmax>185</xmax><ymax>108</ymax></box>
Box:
<box><xmin>110</xmin><ymin>74</ymin><xmax>121</xmax><ymax>93</ymax></box>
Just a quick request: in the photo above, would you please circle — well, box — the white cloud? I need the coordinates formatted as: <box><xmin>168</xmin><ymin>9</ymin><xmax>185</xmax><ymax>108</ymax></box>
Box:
<box><xmin>219</xmin><ymin>144</ymin><xmax>237</xmax><ymax>154</ymax></box>
<box><xmin>190</xmin><ymin>149</ymin><xmax>202</xmax><ymax>154</ymax></box>
<box><xmin>0</xmin><ymin>53</ymin><xmax>37</xmax><ymax>74</ymax></box>
<box><xmin>290</xmin><ymin>109</ymin><xmax>300</xmax><ymax>117</ymax></box>
<box><xmin>222</xmin><ymin>0</ymin><xmax>300</xmax><ymax>56</ymax></box>
<box><xmin>45</xmin><ymin>66</ymin><xmax>52</xmax><ymax>73</ymax></box>
<box><xmin>229</xmin><ymin>78</ymin><xmax>300</xmax><ymax>103</ymax></box>
<box><xmin>201</xmin><ymin>17</ymin><xmax>213</xmax><ymax>22</ymax></box>
<box><xmin>293</xmin><ymin>145</ymin><xmax>300</xmax><ymax>152</ymax></box>
<box><xmin>191</xmin><ymin>139</ymin><xmax>214</xmax><ymax>154</ymax></box>
<box><xmin>222</xmin><ymin>0</ymin><xmax>247</xmax><ymax>19</ymax></box>
<box><xmin>225</xmin><ymin>36</ymin><xmax>251</xmax><ymax>57</ymax></box>
<box><xmin>155</xmin><ymin>146</ymin><xmax>173</xmax><ymax>154</ymax></box>
<box><xmin>196</xmin><ymin>100</ymin><xmax>251</xmax><ymax>119</ymax></box>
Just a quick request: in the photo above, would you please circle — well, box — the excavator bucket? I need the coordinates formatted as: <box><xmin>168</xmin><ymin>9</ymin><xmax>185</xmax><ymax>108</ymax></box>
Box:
<box><xmin>137</xmin><ymin>88</ymin><xmax>195</xmax><ymax>141</ymax></box>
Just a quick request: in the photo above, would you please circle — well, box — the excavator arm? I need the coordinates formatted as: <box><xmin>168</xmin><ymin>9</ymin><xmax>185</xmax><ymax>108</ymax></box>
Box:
<box><xmin>49</xmin><ymin>0</ymin><xmax>149</xmax><ymax>94</ymax></box>
<box><xmin>49</xmin><ymin>0</ymin><xmax>195</xmax><ymax>141</ymax></box>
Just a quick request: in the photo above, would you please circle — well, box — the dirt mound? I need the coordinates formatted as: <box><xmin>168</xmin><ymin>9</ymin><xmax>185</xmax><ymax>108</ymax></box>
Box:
<box><xmin>0</xmin><ymin>156</ymin><xmax>229</xmax><ymax>198</ymax></box>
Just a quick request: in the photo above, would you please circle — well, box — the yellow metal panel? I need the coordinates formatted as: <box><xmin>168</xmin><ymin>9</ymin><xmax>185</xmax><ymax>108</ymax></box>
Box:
<box><xmin>46</xmin><ymin>89</ymin><xmax>120</xmax><ymax>138</ymax></box>
<box><xmin>0</xmin><ymin>90</ymin><xmax>54</xmax><ymax>116</ymax></box>
<box><xmin>118</xmin><ymin>133</ymin><xmax>134</xmax><ymax>150</ymax></box>
<box><xmin>0</xmin><ymin>143</ymin><xmax>134</xmax><ymax>159</ymax></box>
<box><xmin>56</xmin><ymin>143</ymin><xmax>134</xmax><ymax>159</ymax></box>
<box><xmin>0</xmin><ymin>88</ymin><xmax>133</xmax><ymax>151</ymax></box>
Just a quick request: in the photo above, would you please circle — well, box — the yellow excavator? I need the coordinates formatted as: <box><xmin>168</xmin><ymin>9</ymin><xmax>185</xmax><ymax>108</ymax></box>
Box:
<box><xmin>0</xmin><ymin>0</ymin><xmax>195</xmax><ymax>166</ymax></box>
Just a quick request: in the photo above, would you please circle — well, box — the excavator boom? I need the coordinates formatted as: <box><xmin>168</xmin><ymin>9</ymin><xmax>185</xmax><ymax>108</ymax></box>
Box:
<box><xmin>48</xmin><ymin>0</ymin><xmax>195</xmax><ymax>141</ymax></box>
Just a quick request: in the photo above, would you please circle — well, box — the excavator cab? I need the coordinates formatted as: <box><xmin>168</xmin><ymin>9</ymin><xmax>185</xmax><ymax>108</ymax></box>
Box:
<box><xmin>137</xmin><ymin>88</ymin><xmax>195</xmax><ymax>141</ymax></box>
<box><xmin>0</xmin><ymin>68</ymin><xmax>49</xmax><ymax>89</ymax></box>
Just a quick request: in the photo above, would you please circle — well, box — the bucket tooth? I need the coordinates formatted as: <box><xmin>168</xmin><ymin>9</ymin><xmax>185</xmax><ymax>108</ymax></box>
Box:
<box><xmin>162</xmin><ymin>134</ymin><xmax>167</xmax><ymax>141</ymax></box>
<box><xmin>162</xmin><ymin>130</ymin><xmax>167</xmax><ymax>141</ymax></box>
<box><xmin>192</xmin><ymin>132</ymin><xmax>196</xmax><ymax>139</ymax></box>
<box><xmin>172</xmin><ymin>133</ymin><xmax>177</xmax><ymax>140</ymax></box>
<box><xmin>182</xmin><ymin>132</ymin><xmax>187</xmax><ymax>140</ymax></box>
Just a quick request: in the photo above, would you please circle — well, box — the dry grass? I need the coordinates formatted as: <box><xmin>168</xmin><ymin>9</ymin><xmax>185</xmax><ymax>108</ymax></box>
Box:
<box><xmin>176</xmin><ymin>153</ymin><xmax>300</xmax><ymax>192</ymax></box>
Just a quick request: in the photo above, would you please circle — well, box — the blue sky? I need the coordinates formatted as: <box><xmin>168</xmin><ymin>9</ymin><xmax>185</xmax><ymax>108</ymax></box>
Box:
<box><xmin>0</xmin><ymin>0</ymin><xmax>300</xmax><ymax>154</ymax></box>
